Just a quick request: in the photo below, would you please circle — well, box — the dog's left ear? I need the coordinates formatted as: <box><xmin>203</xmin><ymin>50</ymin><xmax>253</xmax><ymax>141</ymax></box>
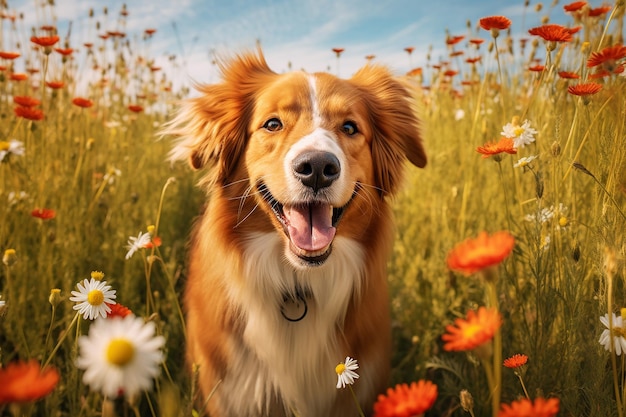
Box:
<box><xmin>350</xmin><ymin>65</ymin><xmax>426</xmax><ymax>196</ymax></box>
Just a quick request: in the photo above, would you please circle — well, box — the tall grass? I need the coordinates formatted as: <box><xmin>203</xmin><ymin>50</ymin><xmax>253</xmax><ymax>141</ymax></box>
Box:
<box><xmin>0</xmin><ymin>1</ymin><xmax>624</xmax><ymax>416</ymax></box>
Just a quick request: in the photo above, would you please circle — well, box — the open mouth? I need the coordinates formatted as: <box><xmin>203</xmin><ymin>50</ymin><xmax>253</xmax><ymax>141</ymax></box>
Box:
<box><xmin>258</xmin><ymin>183</ymin><xmax>353</xmax><ymax>265</ymax></box>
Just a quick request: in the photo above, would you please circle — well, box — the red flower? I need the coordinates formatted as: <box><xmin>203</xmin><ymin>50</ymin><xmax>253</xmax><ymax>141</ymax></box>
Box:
<box><xmin>587</xmin><ymin>44</ymin><xmax>626</xmax><ymax>73</ymax></box>
<box><xmin>143</xmin><ymin>236</ymin><xmax>162</xmax><ymax>249</ymax></box>
<box><xmin>373</xmin><ymin>380</ymin><xmax>438</xmax><ymax>417</ymax></box>
<box><xmin>14</xmin><ymin>106</ymin><xmax>44</xmax><ymax>121</ymax></box>
<box><xmin>31</xmin><ymin>208</ymin><xmax>56</xmax><ymax>219</ymax></box>
<box><xmin>563</xmin><ymin>1</ymin><xmax>587</xmax><ymax>12</ymax></box>
<box><xmin>469</xmin><ymin>38</ymin><xmax>485</xmax><ymax>45</ymax></box>
<box><xmin>404</xmin><ymin>46</ymin><xmax>415</xmax><ymax>54</ymax></box>
<box><xmin>498</xmin><ymin>397</ymin><xmax>559</xmax><ymax>417</ymax></box>
<box><xmin>446</xmin><ymin>35</ymin><xmax>465</xmax><ymax>45</ymax></box>
<box><xmin>332</xmin><ymin>47</ymin><xmax>345</xmax><ymax>56</ymax></box>
<box><xmin>13</xmin><ymin>96</ymin><xmax>41</xmax><ymax>107</ymax></box>
<box><xmin>588</xmin><ymin>5</ymin><xmax>612</xmax><ymax>17</ymax></box>
<box><xmin>476</xmin><ymin>137</ymin><xmax>517</xmax><ymax>159</ymax></box>
<box><xmin>466</xmin><ymin>57</ymin><xmax>482</xmax><ymax>64</ymax></box>
<box><xmin>9</xmin><ymin>73</ymin><xmax>28</xmax><ymax>81</ymax></box>
<box><xmin>443</xmin><ymin>69</ymin><xmax>459</xmax><ymax>77</ymax></box>
<box><xmin>46</xmin><ymin>80</ymin><xmax>65</xmax><ymax>89</ymax></box>
<box><xmin>0</xmin><ymin>51</ymin><xmax>20</xmax><ymax>60</ymax></box>
<box><xmin>528</xmin><ymin>24</ymin><xmax>573</xmax><ymax>42</ymax></box>
<box><xmin>54</xmin><ymin>47</ymin><xmax>74</xmax><ymax>56</ymax></box>
<box><xmin>106</xmin><ymin>302</ymin><xmax>133</xmax><ymax>318</ymax></box>
<box><xmin>145</xmin><ymin>28</ymin><xmax>157</xmax><ymax>36</ymax></box>
<box><xmin>529</xmin><ymin>65</ymin><xmax>545</xmax><ymax>72</ymax></box>
<box><xmin>446</xmin><ymin>231</ymin><xmax>515</xmax><ymax>275</ymax></box>
<box><xmin>479</xmin><ymin>16</ymin><xmax>512</xmax><ymax>31</ymax></box>
<box><xmin>558</xmin><ymin>71</ymin><xmax>580</xmax><ymax>79</ymax></box>
<box><xmin>442</xmin><ymin>307</ymin><xmax>502</xmax><ymax>351</ymax></box>
<box><xmin>0</xmin><ymin>360</ymin><xmax>59</xmax><ymax>404</ymax></box>
<box><xmin>503</xmin><ymin>354</ymin><xmax>529</xmax><ymax>368</ymax></box>
<box><xmin>72</xmin><ymin>97</ymin><xmax>94</xmax><ymax>108</ymax></box>
<box><xmin>567</xmin><ymin>82</ymin><xmax>602</xmax><ymax>96</ymax></box>
<box><xmin>127</xmin><ymin>104</ymin><xmax>144</xmax><ymax>113</ymax></box>
<box><xmin>30</xmin><ymin>35</ymin><xmax>60</xmax><ymax>47</ymax></box>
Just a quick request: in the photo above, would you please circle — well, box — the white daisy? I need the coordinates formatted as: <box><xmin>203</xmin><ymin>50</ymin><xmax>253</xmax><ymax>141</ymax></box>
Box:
<box><xmin>514</xmin><ymin>155</ymin><xmax>538</xmax><ymax>168</ymax></box>
<box><xmin>0</xmin><ymin>139</ymin><xmax>25</xmax><ymax>162</ymax></box>
<box><xmin>335</xmin><ymin>356</ymin><xmax>359</xmax><ymax>389</ymax></box>
<box><xmin>69</xmin><ymin>278</ymin><xmax>117</xmax><ymax>320</ymax></box>
<box><xmin>599</xmin><ymin>313</ymin><xmax>626</xmax><ymax>355</ymax></box>
<box><xmin>125</xmin><ymin>231</ymin><xmax>152</xmax><ymax>260</ymax></box>
<box><xmin>76</xmin><ymin>315</ymin><xmax>165</xmax><ymax>398</ymax></box>
<box><xmin>501</xmin><ymin>119</ymin><xmax>538</xmax><ymax>148</ymax></box>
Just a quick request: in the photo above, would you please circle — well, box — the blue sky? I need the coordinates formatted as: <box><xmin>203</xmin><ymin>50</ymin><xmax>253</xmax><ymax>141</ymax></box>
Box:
<box><xmin>8</xmin><ymin>0</ymin><xmax>583</xmax><ymax>88</ymax></box>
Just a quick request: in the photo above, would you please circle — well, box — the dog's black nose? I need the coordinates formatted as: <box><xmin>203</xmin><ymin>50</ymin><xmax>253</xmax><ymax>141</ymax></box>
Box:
<box><xmin>292</xmin><ymin>151</ymin><xmax>340</xmax><ymax>192</ymax></box>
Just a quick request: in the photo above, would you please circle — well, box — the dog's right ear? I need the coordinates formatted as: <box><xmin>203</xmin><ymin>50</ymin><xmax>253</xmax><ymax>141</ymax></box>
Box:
<box><xmin>163</xmin><ymin>51</ymin><xmax>275</xmax><ymax>184</ymax></box>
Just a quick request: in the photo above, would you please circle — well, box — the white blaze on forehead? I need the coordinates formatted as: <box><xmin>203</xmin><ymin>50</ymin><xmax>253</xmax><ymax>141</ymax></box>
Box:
<box><xmin>308</xmin><ymin>74</ymin><xmax>322</xmax><ymax>128</ymax></box>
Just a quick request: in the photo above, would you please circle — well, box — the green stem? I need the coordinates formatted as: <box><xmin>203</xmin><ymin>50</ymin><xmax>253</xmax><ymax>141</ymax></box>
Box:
<box><xmin>348</xmin><ymin>385</ymin><xmax>365</xmax><ymax>417</ymax></box>
<box><xmin>43</xmin><ymin>312</ymin><xmax>80</xmax><ymax>369</ymax></box>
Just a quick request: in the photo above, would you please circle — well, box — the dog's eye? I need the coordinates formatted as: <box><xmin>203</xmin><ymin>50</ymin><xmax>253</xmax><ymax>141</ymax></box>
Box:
<box><xmin>341</xmin><ymin>121</ymin><xmax>358</xmax><ymax>136</ymax></box>
<box><xmin>263</xmin><ymin>118</ymin><xmax>283</xmax><ymax>132</ymax></box>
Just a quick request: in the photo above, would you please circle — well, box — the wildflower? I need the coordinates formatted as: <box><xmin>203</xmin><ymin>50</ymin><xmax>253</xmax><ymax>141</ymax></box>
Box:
<box><xmin>525</xmin><ymin>207</ymin><xmax>555</xmax><ymax>224</ymax></box>
<box><xmin>514</xmin><ymin>155</ymin><xmax>538</xmax><ymax>168</ymax></box>
<box><xmin>587</xmin><ymin>45</ymin><xmax>626</xmax><ymax>74</ymax></box>
<box><xmin>0</xmin><ymin>139</ymin><xmax>25</xmax><ymax>162</ymax></box>
<box><xmin>54</xmin><ymin>47</ymin><xmax>74</xmax><ymax>56</ymax></box>
<box><xmin>46</xmin><ymin>80</ymin><xmax>65</xmax><ymax>89</ymax></box>
<box><xmin>528</xmin><ymin>24</ymin><xmax>573</xmax><ymax>43</ymax></box>
<box><xmin>0</xmin><ymin>51</ymin><xmax>20</xmax><ymax>60</ymax></box>
<box><xmin>501</xmin><ymin>119</ymin><xmax>538</xmax><ymax>148</ymax></box>
<box><xmin>459</xmin><ymin>389</ymin><xmax>474</xmax><ymax>414</ymax></box>
<box><xmin>588</xmin><ymin>5</ymin><xmax>612</xmax><ymax>17</ymax></box>
<box><xmin>13</xmin><ymin>96</ymin><xmax>41</xmax><ymax>107</ymax></box>
<box><xmin>335</xmin><ymin>357</ymin><xmax>359</xmax><ymax>388</ymax></box>
<box><xmin>498</xmin><ymin>397</ymin><xmax>560</xmax><ymax>417</ymax></box>
<box><xmin>446</xmin><ymin>231</ymin><xmax>515</xmax><ymax>275</ymax></box>
<box><xmin>9</xmin><ymin>73</ymin><xmax>28</xmax><ymax>81</ymax></box>
<box><xmin>76</xmin><ymin>315</ymin><xmax>165</xmax><ymax>398</ymax></box>
<box><xmin>31</xmin><ymin>208</ymin><xmax>56</xmax><ymax>220</ymax></box>
<box><xmin>72</xmin><ymin>97</ymin><xmax>94</xmax><ymax>108</ymax></box>
<box><xmin>30</xmin><ymin>35</ymin><xmax>60</xmax><ymax>47</ymax></box>
<box><xmin>476</xmin><ymin>137</ymin><xmax>517</xmax><ymax>159</ymax></box>
<box><xmin>558</xmin><ymin>71</ymin><xmax>580</xmax><ymax>79</ymax></box>
<box><xmin>332</xmin><ymin>47</ymin><xmax>345</xmax><ymax>57</ymax></box>
<box><xmin>442</xmin><ymin>307</ymin><xmax>502</xmax><ymax>351</ymax></box>
<box><xmin>479</xmin><ymin>16</ymin><xmax>512</xmax><ymax>31</ymax></box>
<box><xmin>49</xmin><ymin>289</ymin><xmax>62</xmax><ymax>308</ymax></box>
<box><xmin>14</xmin><ymin>106</ymin><xmax>44</xmax><ymax>121</ymax></box>
<box><xmin>103</xmin><ymin>167</ymin><xmax>122</xmax><ymax>184</ymax></box>
<box><xmin>599</xmin><ymin>313</ymin><xmax>626</xmax><ymax>355</ymax></box>
<box><xmin>106</xmin><ymin>302</ymin><xmax>133</xmax><ymax>318</ymax></box>
<box><xmin>404</xmin><ymin>46</ymin><xmax>415</xmax><ymax>54</ymax></box>
<box><xmin>144</xmin><ymin>28</ymin><xmax>157</xmax><ymax>36</ymax></box>
<box><xmin>504</xmin><ymin>354</ymin><xmax>528</xmax><ymax>368</ymax></box>
<box><xmin>567</xmin><ymin>82</ymin><xmax>602</xmax><ymax>96</ymax></box>
<box><xmin>69</xmin><ymin>277</ymin><xmax>117</xmax><ymax>320</ymax></box>
<box><xmin>373</xmin><ymin>380</ymin><xmax>438</xmax><ymax>417</ymax></box>
<box><xmin>128</xmin><ymin>104</ymin><xmax>144</xmax><ymax>113</ymax></box>
<box><xmin>144</xmin><ymin>236</ymin><xmax>162</xmax><ymax>250</ymax></box>
<box><xmin>529</xmin><ymin>65</ymin><xmax>545</xmax><ymax>72</ymax></box>
<box><xmin>564</xmin><ymin>1</ymin><xmax>587</xmax><ymax>12</ymax></box>
<box><xmin>0</xmin><ymin>360</ymin><xmax>60</xmax><ymax>404</ymax></box>
<box><xmin>3</xmin><ymin>249</ymin><xmax>17</xmax><ymax>266</ymax></box>
<box><xmin>446</xmin><ymin>35</ymin><xmax>465</xmax><ymax>45</ymax></box>
<box><xmin>125</xmin><ymin>231</ymin><xmax>152</xmax><ymax>260</ymax></box>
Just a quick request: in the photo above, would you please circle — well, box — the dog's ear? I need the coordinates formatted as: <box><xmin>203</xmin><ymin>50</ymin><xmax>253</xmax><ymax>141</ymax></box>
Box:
<box><xmin>163</xmin><ymin>51</ymin><xmax>275</xmax><ymax>184</ymax></box>
<box><xmin>350</xmin><ymin>65</ymin><xmax>426</xmax><ymax>196</ymax></box>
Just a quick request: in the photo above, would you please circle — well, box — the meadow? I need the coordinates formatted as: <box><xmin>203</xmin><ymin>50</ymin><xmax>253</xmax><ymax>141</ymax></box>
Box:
<box><xmin>0</xmin><ymin>1</ymin><xmax>625</xmax><ymax>416</ymax></box>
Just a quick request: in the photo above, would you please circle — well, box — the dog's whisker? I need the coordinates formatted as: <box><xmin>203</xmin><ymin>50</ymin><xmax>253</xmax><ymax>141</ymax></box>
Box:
<box><xmin>234</xmin><ymin>202</ymin><xmax>260</xmax><ymax>228</ymax></box>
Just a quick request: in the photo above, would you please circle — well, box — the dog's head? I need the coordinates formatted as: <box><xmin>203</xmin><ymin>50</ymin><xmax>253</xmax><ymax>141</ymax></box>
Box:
<box><xmin>166</xmin><ymin>51</ymin><xmax>426</xmax><ymax>267</ymax></box>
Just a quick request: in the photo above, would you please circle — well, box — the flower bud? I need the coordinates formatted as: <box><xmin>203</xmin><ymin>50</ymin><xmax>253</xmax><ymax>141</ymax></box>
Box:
<box><xmin>2</xmin><ymin>249</ymin><xmax>17</xmax><ymax>266</ymax></box>
<box><xmin>49</xmin><ymin>288</ymin><xmax>62</xmax><ymax>308</ymax></box>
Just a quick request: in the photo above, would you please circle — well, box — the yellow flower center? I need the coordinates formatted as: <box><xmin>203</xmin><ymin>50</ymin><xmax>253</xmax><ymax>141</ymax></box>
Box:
<box><xmin>87</xmin><ymin>289</ymin><xmax>104</xmax><ymax>306</ymax></box>
<box><xmin>558</xmin><ymin>216</ymin><xmax>569</xmax><ymax>227</ymax></box>
<box><xmin>106</xmin><ymin>338</ymin><xmax>135</xmax><ymax>366</ymax></box>
<box><xmin>513</xmin><ymin>126</ymin><xmax>525</xmax><ymax>137</ymax></box>
<box><xmin>0</xmin><ymin>141</ymin><xmax>9</xmax><ymax>151</ymax></box>
<box><xmin>335</xmin><ymin>363</ymin><xmax>346</xmax><ymax>375</ymax></box>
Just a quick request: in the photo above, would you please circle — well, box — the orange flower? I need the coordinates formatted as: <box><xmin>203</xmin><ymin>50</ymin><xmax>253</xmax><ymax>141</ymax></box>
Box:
<box><xmin>46</xmin><ymin>80</ymin><xmax>65</xmax><ymax>89</ymax></box>
<box><xmin>9</xmin><ymin>73</ymin><xmax>28</xmax><ymax>81</ymax></box>
<box><xmin>145</xmin><ymin>28</ymin><xmax>157</xmax><ymax>36</ymax></box>
<box><xmin>498</xmin><ymin>397</ymin><xmax>559</xmax><ymax>417</ymax></box>
<box><xmin>446</xmin><ymin>35</ymin><xmax>465</xmax><ymax>45</ymax></box>
<box><xmin>567</xmin><ymin>82</ymin><xmax>602</xmax><ymax>96</ymax></box>
<box><xmin>558</xmin><ymin>71</ymin><xmax>580</xmax><ymax>79</ymax></box>
<box><xmin>72</xmin><ymin>97</ymin><xmax>94</xmax><ymax>108</ymax></box>
<box><xmin>13</xmin><ymin>96</ymin><xmax>41</xmax><ymax>107</ymax></box>
<box><xmin>476</xmin><ymin>137</ymin><xmax>517</xmax><ymax>159</ymax></box>
<box><xmin>529</xmin><ymin>64</ymin><xmax>545</xmax><ymax>72</ymax></box>
<box><xmin>563</xmin><ymin>1</ymin><xmax>587</xmax><ymax>12</ymax></box>
<box><xmin>446</xmin><ymin>231</ymin><xmax>515</xmax><ymax>275</ymax></box>
<box><xmin>0</xmin><ymin>51</ymin><xmax>20</xmax><ymax>60</ymax></box>
<box><xmin>479</xmin><ymin>16</ymin><xmax>512</xmax><ymax>31</ymax></box>
<box><xmin>143</xmin><ymin>236</ymin><xmax>162</xmax><ymax>249</ymax></box>
<box><xmin>0</xmin><ymin>360</ymin><xmax>59</xmax><ymax>404</ymax></box>
<box><xmin>14</xmin><ymin>106</ymin><xmax>44</xmax><ymax>121</ymax></box>
<box><xmin>528</xmin><ymin>24</ymin><xmax>573</xmax><ymax>42</ymax></box>
<box><xmin>587</xmin><ymin>44</ymin><xmax>626</xmax><ymax>73</ymax></box>
<box><xmin>466</xmin><ymin>57</ymin><xmax>482</xmax><ymax>64</ymax></box>
<box><xmin>443</xmin><ymin>69</ymin><xmax>459</xmax><ymax>77</ymax></box>
<box><xmin>469</xmin><ymin>38</ymin><xmax>485</xmax><ymax>45</ymax></box>
<box><xmin>54</xmin><ymin>47</ymin><xmax>74</xmax><ymax>56</ymax></box>
<box><xmin>31</xmin><ymin>208</ymin><xmax>56</xmax><ymax>219</ymax></box>
<box><xmin>332</xmin><ymin>47</ymin><xmax>345</xmax><ymax>56</ymax></box>
<box><xmin>442</xmin><ymin>307</ymin><xmax>502</xmax><ymax>351</ymax></box>
<box><xmin>373</xmin><ymin>380</ymin><xmax>438</xmax><ymax>417</ymax></box>
<box><xmin>404</xmin><ymin>46</ymin><xmax>415</xmax><ymax>54</ymax></box>
<box><xmin>30</xmin><ymin>35</ymin><xmax>60</xmax><ymax>47</ymax></box>
<box><xmin>588</xmin><ymin>5</ymin><xmax>611</xmax><ymax>17</ymax></box>
<box><xmin>106</xmin><ymin>302</ymin><xmax>132</xmax><ymax>318</ymax></box>
<box><xmin>128</xmin><ymin>104</ymin><xmax>144</xmax><ymax>113</ymax></box>
<box><xmin>503</xmin><ymin>354</ymin><xmax>528</xmax><ymax>368</ymax></box>
<box><xmin>406</xmin><ymin>67</ymin><xmax>422</xmax><ymax>77</ymax></box>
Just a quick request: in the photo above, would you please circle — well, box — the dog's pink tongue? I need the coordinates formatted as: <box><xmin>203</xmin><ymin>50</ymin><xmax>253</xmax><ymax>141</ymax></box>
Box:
<box><xmin>285</xmin><ymin>204</ymin><xmax>335</xmax><ymax>252</ymax></box>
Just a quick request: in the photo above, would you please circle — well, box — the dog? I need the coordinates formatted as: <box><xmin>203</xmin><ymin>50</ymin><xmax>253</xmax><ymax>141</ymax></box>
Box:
<box><xmin>164</xmin><ymin>50</ymin><xmax>426</xmax><ymax>417</ymax></box>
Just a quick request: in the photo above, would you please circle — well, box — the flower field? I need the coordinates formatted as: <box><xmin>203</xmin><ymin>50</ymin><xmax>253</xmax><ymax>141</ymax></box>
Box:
<box><xmin>0</xmin><ymin>1</ymin><xmax>625</xmax><ymax>416</ymax></box>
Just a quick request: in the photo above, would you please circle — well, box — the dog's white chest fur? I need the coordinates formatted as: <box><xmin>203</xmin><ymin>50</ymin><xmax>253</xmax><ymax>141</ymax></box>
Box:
<box><xmin>219</xmin><ymin>232</ymin><xmax>366</xmax><ymax>416</ymax></box>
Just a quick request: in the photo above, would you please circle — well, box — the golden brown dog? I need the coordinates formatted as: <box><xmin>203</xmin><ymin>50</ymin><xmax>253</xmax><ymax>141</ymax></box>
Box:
<box><xmin>165</xmin><ymin>51</ymin><xmax>426</xmax><ymax>417</ymax></box>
